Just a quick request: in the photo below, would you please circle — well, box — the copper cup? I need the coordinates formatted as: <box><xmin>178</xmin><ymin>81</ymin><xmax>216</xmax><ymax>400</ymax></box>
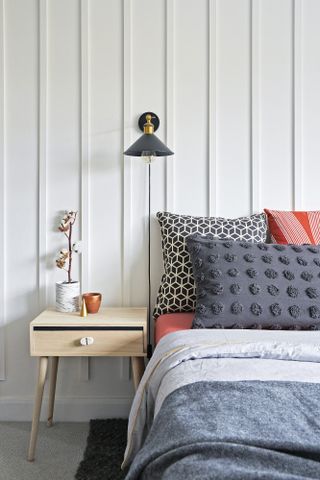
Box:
<box><xmin>82</xmin><ymin>292</ymin><xmax>102</xmax><ymax>314</ymax></box>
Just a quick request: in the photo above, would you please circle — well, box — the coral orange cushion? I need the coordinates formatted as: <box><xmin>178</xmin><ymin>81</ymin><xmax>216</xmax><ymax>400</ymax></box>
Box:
<box><xmin>155</xmin><ymin>313</ymin><xmax>194</xmax><ymax>344</ymax></box>
<box><xmin>264</xmin><ymin>209</ymin><xmax>320</xmax><ymax>245</ymax></box>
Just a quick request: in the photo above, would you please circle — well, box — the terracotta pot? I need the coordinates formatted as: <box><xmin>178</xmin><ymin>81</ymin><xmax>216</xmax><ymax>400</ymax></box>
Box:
<box><xmin>82</xmin><ymin>292</ymin><xmax>102</xmax><ymax>314</ymax></box>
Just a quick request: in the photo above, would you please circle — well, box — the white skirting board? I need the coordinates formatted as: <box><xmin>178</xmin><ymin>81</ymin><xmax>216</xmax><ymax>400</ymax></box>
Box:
<box><xmin>0</xmin><ymin>395</ymin><xmax>133</xmax><ymax>422</ymax></box>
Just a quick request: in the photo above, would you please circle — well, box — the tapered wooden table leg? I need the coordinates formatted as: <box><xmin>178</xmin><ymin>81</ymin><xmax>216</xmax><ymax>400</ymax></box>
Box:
<box><xmin>131</xmin><ymin>357</ymin><xmax>145</xmax><ymax>391</ymax></box>
<box><xmin>47</xmin><ymin>357</ymin><xmax>59</xmax><ymax>427</ymax></box>
<box><xmin>27</xmin><ymin>356</ymin><xmax>48</xmax><ymax>462</ymax></box>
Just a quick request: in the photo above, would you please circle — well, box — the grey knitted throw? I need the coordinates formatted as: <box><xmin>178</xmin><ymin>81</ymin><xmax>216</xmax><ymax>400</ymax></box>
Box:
<box><xmin>125</xmin><ymin>381</ymin><xmax>320</xmax><ymax>480</ymax></box>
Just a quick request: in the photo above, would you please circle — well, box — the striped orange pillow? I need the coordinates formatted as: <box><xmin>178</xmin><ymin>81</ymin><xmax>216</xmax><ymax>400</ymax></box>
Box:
<box><xmin>264</xmin><ymin>209</ymin><xmax>320</xmax><ymax>245</ymax></box>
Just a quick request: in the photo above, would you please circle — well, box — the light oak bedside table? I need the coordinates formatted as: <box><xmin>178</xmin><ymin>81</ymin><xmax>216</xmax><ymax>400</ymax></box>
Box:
<box><xmin>27</xmin><ymin>307</ymin><xmax>147</xmax><ymax>462</ymax></box>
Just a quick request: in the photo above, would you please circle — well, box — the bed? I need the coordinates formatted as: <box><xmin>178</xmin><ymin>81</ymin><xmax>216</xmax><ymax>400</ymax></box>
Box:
<box><xmin>124</xmin><ymin>219</ymin><xmax>320</xmax><ymax>479</ymax></box>
<box><xmin>123</xmin><ymin>328</ymin><xmax>320</xmax><ymax>479</ymax></box>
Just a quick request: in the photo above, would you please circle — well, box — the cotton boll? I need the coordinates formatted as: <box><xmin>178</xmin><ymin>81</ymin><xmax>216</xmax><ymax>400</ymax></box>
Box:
<box><xmin>72</xmin><ymin>241</ymin><xmax>82</xmax><ymax>254</ymax></box>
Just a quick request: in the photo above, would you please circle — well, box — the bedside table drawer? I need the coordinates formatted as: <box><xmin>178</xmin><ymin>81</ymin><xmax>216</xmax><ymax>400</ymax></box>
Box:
<box><xmin>30</xmin><ymin>326</ymin><xmax>145</xmax><ymax>356</ymax></box>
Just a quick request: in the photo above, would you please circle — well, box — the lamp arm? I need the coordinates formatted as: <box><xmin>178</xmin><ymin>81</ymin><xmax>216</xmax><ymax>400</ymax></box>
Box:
<box><xmin>147</xmin><ymin>161</ymin><xmax>152</xmax><ymax>358</ymax></box>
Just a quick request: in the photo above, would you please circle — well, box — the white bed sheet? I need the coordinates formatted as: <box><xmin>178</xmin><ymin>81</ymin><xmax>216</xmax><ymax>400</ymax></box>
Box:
<box><xmin>155</xmin><ymin>356</ymin><xmax>320</xmax><ymax>416</ymax></box>
<box><xmin>154</xmin><ymin>329</ymin><xmax>320</xmax><ymax>416</ymax></box>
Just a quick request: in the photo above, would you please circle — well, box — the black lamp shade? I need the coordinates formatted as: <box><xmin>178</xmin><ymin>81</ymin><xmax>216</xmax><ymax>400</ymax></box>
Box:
<box><xmin>124</xmin><ymin>133</ymin><xmax>174</xmax><ymax>157</ymax></box>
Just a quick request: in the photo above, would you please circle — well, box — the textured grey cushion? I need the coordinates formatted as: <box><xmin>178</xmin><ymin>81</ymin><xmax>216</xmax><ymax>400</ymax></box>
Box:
<box><xmin>186</xmin><ymin>234</ymin><xmax>320</xmax><ymax>330</ymax></box>
<box><xmin>153</xmin><ymin>212</ymin><xmax>267</xmax><ymax>319</ymax></box>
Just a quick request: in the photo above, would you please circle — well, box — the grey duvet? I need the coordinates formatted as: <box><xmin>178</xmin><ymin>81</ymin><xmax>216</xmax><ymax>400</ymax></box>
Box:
<box><xmin>126</xmin><ymin>380</ymin><xmax>320</xmax><ymax>480</ymax></box>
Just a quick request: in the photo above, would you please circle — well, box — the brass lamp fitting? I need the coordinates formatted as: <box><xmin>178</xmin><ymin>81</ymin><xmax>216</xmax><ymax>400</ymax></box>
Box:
<box><xmin>143</xmin><ymin>114</ymin><xmax>154</xmax><ymax>134</ymax></box>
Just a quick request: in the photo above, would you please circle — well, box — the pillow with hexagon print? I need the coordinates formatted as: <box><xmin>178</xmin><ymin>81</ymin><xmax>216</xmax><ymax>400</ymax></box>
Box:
<box><xmin>186</xmin><ymin>233</ymin><xmax>320</xmax><ymax>330</ymax></box>
<box><xmin>153</xmin><ymin>211</ymin><xmax>267</xmax><ymax>319</ymax></box>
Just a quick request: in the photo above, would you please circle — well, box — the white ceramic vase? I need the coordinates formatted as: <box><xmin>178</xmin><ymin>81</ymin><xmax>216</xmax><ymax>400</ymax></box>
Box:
<box><xmin>56</xmin><ymin>281</ymin><xmax>80</xmax><ymax>312</ymax></box>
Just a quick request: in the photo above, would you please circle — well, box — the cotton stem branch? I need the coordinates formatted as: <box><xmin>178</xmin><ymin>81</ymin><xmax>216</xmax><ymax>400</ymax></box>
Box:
<box><xmin>68</xmin><ymin>223</ymin><xmax>72</xmax><ymax>283</ymax></box>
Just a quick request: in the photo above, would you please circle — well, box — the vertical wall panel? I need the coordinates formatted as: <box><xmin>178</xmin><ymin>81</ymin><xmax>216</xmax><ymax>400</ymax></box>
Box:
<box><xmin>300</xmin><ymin>0</ymin><xmax>320</xmax><ymax>209</ymax></box>
<box><xmin>131</xmin><ymin>0</ymin><xmax>166</xmax><ymax>310</ymax></box>
<box><xmin>88</xmin><ymin>0</ymin><xmax>122</xmax><ymax>306</ymax></box>
<box><xmin>165</xmin><ymin>0</ymin><xmax>175</xmax><ymax>212</ymax></box>
<box><xmin>47</xmin><ymin>0</ymin><xmax>81</xmax><ymax>306</ymax></box>
<box><xmin>175</xmin><ymin>0</ymin><xmax>208</xmax><ymax>216</ymax></box>
<box><xmin>293</xmin><ymin>0</ymin><xmax>302</xmax><ymax>209</ymax></box>
<box><xmin>216</xmin><ymin>0</ymin><xmax>251</xmax><ymax>218</ymax></box>
<box><xmin>80</xmin><ymin>0</ymin><xmax>89</xmax><ymax>294</ymax></box>
<box><xmin>0</xmin><ymin>0</ymin><xmax>5</xmax><ymax>380</ymax></box>
<box><xmin>38</xmin><ymin>0</ymin><xmax>48</xmax><ymax>312</ymax></box>
<box><xmin>208</xmin><ymin>0</ymin><xmax>217</xmax><ymax>217</ymax></box>
<box><xmin>122</xmin><ymin>0</ymin><xmax>133</xmax><ymax>307</ymax></box>
<box><xmin>259</xmin><ymin>0</ymin><xmax>294</xmax><ymax>209</ymax></box>
<box><xmin>251</xmin><ymin>0</ymin><xmax>262</xmax><ymax>213</ymax></box>
<box><xmin>2</xmin><ymin>0</ymin><xmax>38</xmax><ymax>395</ymax></box>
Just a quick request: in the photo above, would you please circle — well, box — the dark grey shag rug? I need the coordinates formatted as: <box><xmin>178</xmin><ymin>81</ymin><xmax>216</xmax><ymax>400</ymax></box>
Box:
<box><xmin>75</xmin><ymin>419</ymin><xmax>128</xmax><ymax>480</ymax></box>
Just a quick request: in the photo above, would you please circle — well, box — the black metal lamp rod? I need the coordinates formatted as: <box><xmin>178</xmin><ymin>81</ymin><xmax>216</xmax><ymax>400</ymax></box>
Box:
<box><xmin>147</xmin><ymin>161</ymin><xmax>152</xmax><ymax>358</ymax></box>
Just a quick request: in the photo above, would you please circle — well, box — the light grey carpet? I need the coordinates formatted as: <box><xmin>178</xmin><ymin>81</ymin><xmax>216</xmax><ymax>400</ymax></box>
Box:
<box><xmin>0</xmin><ymin>422</ymin><xmax>89</xmax><ymax>480</ymax></box>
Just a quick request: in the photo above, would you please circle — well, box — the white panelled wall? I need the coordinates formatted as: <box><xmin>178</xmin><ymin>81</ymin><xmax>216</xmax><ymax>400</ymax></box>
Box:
<box><xmin>0</xmin><ymin>0</ymin><xmax>319</xmax><ymax>420</ymax></box>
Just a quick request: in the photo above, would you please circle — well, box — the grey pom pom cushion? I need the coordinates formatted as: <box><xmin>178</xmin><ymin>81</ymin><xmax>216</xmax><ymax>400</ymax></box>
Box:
<box><xmin>186</xmin><ymin>234</ymin><xmax>320</xmax><ymax>330</ymax></box>
<box><xmin>153</xmin><ymin>212</ymin><xmax>267</xmax><ymax>319</ymax></box>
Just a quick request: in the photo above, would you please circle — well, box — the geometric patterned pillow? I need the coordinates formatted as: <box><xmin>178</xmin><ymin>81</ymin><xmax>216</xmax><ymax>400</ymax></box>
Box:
<box><xmin>153</xmin><ymin>211</ymin><xmax>268</xmax><ymax>319</ymax></box>
<box><xmin>264</xmin><ymin>209</ymin><xmax>320</xmax><ymax>245</ymax></box>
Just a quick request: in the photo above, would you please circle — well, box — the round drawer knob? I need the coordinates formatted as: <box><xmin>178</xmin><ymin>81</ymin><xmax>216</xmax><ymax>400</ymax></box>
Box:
<box><xmin>80</xmin><ymin>336</ymin><xmax>94</xmax><ymax>346</ymax></box>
